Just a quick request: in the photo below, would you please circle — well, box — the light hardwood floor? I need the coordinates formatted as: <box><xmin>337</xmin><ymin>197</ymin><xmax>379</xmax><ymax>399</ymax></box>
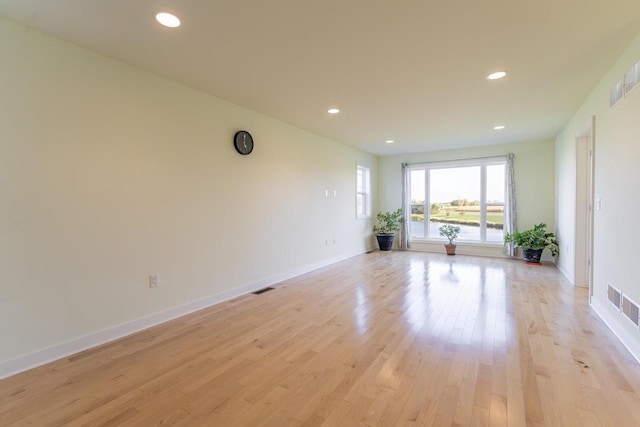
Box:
<box><xmin>2</xmin><ymin>252</ymin><xmax>640</xmax><ymax>426</ymax></box>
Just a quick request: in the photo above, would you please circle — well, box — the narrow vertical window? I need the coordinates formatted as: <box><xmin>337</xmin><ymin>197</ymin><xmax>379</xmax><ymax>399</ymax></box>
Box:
<box><xmin>356</xmin><ymin>165</ymin><xmax>371</xmax><ymax>219</ymax></box>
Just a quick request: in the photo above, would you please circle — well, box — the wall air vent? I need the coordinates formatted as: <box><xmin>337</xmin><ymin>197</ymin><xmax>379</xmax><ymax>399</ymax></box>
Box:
<box><xmin>622</xmin><ymin>295</ymin><xmax>640</xmax><ymax>327</ymax></box>
<box><xmin>625</xmin><ymin>60</ymin><xmax>640</xmax><ymax>95</ymax></box>
<box><xmin>610</xmin><ymin>79</ymin><xmax>624</xmax><ymax>108</ymax></box>
<box><xmin>252</xmin><ymin>287</ymin><xmax>275</xmax><ymax>295</ymax></box>
<box><xmin>607</xmin><ymin>284</ymin><xmax>622</xmax><ymax>309</ymax></box>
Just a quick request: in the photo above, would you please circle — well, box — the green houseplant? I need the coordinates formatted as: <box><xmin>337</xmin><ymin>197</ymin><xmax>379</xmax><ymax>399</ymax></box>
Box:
<box><xmin>504</xmin><ymin>222</ymin><xmax>559</xmax><ymax>263</ymax></box>
<box><xmin>373</xmin><ymin>208</ymin><xmax>404</xmax><ymax>251</ymax></box>
<box><xmin>439</xmin><ymin>224</ymin><xmax>461</xmax><ymax>255</ymax></box>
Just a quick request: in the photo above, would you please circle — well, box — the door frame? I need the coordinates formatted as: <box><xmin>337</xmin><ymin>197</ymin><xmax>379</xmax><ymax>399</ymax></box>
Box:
<box><xmin>575</xmin><ymin>116</ymin><xmax>595</xmax><ymax>298</ymax></box>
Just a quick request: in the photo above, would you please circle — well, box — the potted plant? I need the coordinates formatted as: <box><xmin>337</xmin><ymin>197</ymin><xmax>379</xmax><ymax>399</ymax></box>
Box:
<box><xmin>373</xmin><ymin>208</ymin><xmax>404</xmax><ymax>251</ymax></box>
<box><xmin>504</xmin><ymin>223</ymin><xmax>559</xmax><ymax>263</ymax></box>
<box><xmin>439</xmin><ymin>224</ymin><xmax>461</xmax><ymax>255</ymax></box>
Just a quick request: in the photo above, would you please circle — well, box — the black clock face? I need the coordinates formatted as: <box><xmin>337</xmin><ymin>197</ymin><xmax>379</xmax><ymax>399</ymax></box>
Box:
<box><xmin>234</xmin><ymin>130</ymin><xmax>254</xmax><ymax>155</ymax></box>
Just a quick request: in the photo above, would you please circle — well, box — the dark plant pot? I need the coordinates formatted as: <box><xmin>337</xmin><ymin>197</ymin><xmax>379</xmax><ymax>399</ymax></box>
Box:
<box><xmin>445</xmin><ymin>244</ymin><xmax>456</xmax><ymax>255</ymax></box>
<box><xmin>522</xmin><ymin>248</ymin><xmax>543</xmax><ymax>263</ymax></box>
<box><xmin>376</xmin><ymin>233</ymin><xmax>395</xmax><ymax>251</ymax></box>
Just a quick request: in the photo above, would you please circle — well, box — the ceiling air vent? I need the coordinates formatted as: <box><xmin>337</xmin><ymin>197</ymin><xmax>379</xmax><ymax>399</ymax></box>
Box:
<box><xmin>622</xmin><ymin>295</ymin><xmax>640</xmax><ymax>327</ymax></box>
<box><xmin>607</xmin><ymin>284</ymin><xmax>621</xmax><ymax>309</ymax></box>
<box><xmin>625</xmin><ymin>60</ymin><xmax>640</xmax><ymax>95</ymax></box>
<box><xmin>610</xmin><ymin>79</ymin><xmax>624</xmax><ymax>108</ymax></box>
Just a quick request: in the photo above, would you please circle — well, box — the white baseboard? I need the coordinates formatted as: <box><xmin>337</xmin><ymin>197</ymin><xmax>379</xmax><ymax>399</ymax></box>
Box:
<box><xmin>590</xmin><ymin>298</ymin><xmax>640</xmax><ymax>364</ymax></box>
<box><xmin>0</xmin><ymin>249</ymin><xmax>368</xmax><ymax>380</ymax></box>
<box><xmin>556</xmin><ymin>262</ymin><xmax>574</xmax><ymax>285</ymax></box>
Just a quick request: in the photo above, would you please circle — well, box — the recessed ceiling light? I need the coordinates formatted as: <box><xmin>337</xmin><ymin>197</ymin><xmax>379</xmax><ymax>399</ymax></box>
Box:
<box><xmin>493</xmin><ymin>125</ymin><xmax>506</xmax><ymax>130</ymax></box>
<box><xmin>385</xmin><ymin>140</ymin><xmax>395</xmax><ymax>144</ymax></box>
<box><xmin>328</xmin><ymin>108</ymin><xmax>340</xmax><ymax>114</ymax></box>
<box><xmin>156</xmin><ymin>12</ymin><xmax>181</xmax><ymax>28</ymax></box>
<box><xmin>486</xmin><ymin>71</ymin><xmax>507</xmax><ymax>80</ymax></box>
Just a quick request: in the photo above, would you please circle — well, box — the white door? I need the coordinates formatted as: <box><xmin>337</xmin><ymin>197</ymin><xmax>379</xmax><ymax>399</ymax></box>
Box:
<box><xmin>575</xmin><ymin>120</ymin><xmax>594</xmax><ymax>296</ymax></box>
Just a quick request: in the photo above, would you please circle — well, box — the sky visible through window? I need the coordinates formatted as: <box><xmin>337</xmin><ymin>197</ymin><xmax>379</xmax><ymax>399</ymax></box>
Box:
<box><xmin>411</xmin><ymin>165</ymin><xmax>505</xmax><ymax>204</ymax></box>
<box><xmin>486</xmin><ymin>165</ymin><xmax>505</xmax><ymax>203</ymax></box>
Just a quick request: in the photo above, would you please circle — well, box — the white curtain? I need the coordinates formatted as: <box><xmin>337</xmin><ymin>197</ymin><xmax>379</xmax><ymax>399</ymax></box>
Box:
<box><xmin>503</xmin><ymin>153</ymin><xmax>517</xmax><ymax>256</ymax></box>
<box><xmin>399</xmin><ymin>162</ymin><xmax>410</xmax><ymax>249</ymax></box>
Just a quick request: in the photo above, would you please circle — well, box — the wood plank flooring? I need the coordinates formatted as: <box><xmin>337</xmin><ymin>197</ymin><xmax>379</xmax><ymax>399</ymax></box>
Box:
<box><xmin>2</xmin><ymin>251</ymin><xmax>640</xmax><ymax>426</ymax></box>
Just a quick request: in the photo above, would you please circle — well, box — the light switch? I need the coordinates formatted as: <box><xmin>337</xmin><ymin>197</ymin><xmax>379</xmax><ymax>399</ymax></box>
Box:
<box><xmin>596</xmin><ymin>198</ymin><xmax>601</xmax><ymax>210</ymax></box>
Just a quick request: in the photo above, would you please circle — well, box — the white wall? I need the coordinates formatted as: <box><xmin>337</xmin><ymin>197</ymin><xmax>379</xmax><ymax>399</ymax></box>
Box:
<box><xmin>378</xmin><ymin>140</ymin><xmax>556</xmax><ymax>256</ymax></box>
<box><xmin>556</xmin><ymin>33</ymin><xmax>640</xmax><ymax>360</ymax></box>
<box><xmin>0</xmin><ymin>17</ymin><xmax>376</xmax><ymax>375</ymax></box>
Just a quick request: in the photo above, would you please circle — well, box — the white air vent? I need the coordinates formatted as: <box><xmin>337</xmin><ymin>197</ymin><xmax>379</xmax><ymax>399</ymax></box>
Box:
<box><xmin>608</xmin><ymin>284</ymin><xmax>622</xmax><ymax>309</ymax></box>
<box><xmin>625</xmin><ymin>61</ymin><xmax>640</xmax><ymax>95</ymax></box>
<box><xmin>610</xmin><ymin>79</ymin><xmax>624</xmax><ymax>108</ymax></box>
<box><xmin>622</xmin><ymin>295</ymin><xmax>640</xmax><ymax>327</ymax></box>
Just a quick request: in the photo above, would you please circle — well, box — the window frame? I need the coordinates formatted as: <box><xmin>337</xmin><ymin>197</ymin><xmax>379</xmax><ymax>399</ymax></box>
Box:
<box><xmin>407</xmin><ymin>156</ymin><xmax>507</xmax><ymax>244</ymax></box>
<box><xmin>356</xmin><ymin>165</ymin><xmax>371</xmax><ymax>219</ymax></box>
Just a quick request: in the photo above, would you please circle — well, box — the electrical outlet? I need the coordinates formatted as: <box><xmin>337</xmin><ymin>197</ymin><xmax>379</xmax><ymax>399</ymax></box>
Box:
<box><xmin>150</xmin><ymin>274</ymin><xmax>160</xmax><ymax>288</ymax></box>
<box><xmin>324</xmin><ymin>239</ymin><xmax>328</xmax><ymax>246</ymax></box>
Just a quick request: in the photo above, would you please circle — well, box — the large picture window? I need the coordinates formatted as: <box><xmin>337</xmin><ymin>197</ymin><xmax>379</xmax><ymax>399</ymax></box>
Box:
<box><xmin>408</xmin><ymin>157</ymin><xmax>506</xmax><ymax>243</ymax></box>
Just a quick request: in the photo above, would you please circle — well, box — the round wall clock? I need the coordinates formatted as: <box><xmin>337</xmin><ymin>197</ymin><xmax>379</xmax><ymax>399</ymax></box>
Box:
<box><xmin>233</xmin><ymin>130</ymin><xmax>254</xmax><ymax>155</ymax></box>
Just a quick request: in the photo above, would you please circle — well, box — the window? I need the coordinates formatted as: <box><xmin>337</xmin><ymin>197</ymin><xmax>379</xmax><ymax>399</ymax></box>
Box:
<box><xmin>356</xmin><ymin>165</ymin><xmax>371</xmax><ymax>219</ymax></box>
<box><xmin>408</xmin><ymin>157</ymin><xmax>506</xmax><ymax>243</ymax></box>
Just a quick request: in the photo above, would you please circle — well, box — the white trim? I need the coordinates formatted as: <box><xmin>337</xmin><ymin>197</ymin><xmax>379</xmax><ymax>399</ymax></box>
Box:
<box><xmin>0</xmin><ymin>249</ymin><xmax>369</xmax><ymax>380</ymax></box>
<box><xmin>591</xmin><ymin>298</ymin><xmax>640</xmax><ymax>364</ymax></box>
<box><xmin>556</xmin><ymin>262</ymin><xmax>575</xmax><ymax>285</ymax></box>
<box><xmin>574</xmin><ymin>116</ymin><xmax>595</xmax><ymax>296</ymax></box>
<box><xmin>576</xmin><ymin>115</ymin><xmax>595</xmax><ymax>138</ymax></box>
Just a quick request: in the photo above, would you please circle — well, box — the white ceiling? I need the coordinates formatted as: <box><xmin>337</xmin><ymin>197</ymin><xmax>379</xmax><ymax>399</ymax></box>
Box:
<box><xmin>1</xmin><ymin>0</ymin><xmax>639</xmax><ymax>155</ymax></box>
